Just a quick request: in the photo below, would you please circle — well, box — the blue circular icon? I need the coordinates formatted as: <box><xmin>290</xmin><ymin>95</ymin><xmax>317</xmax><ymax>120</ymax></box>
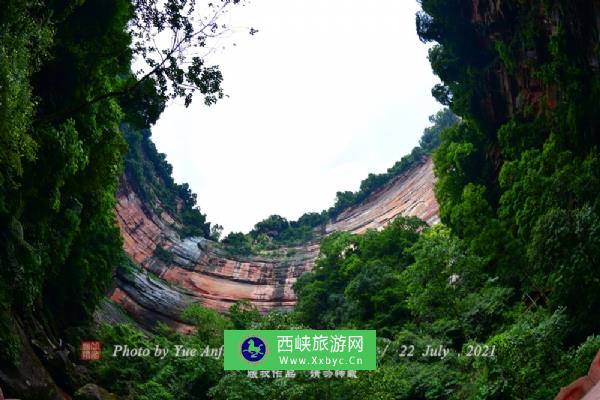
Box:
<box><xmin>241</xmin><ymin>336</ymin><xmax>266</xmax><ymax>362</ymax></box>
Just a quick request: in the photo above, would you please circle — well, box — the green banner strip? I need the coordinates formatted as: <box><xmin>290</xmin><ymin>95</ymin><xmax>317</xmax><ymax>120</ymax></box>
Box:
<box><xmin>224</xmin><ymin>330</ymin><xmax>376</xmax><ymax>370</ymax></box>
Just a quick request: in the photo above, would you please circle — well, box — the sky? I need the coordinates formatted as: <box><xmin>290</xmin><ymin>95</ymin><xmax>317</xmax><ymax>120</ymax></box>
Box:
<box><xmin>151</xmin><ymin>0</ymin><xmax>442</xmax><ymax>235</ymax></box>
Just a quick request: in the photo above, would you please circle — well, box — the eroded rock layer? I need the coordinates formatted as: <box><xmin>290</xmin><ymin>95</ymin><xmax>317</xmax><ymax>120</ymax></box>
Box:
<box><xmin>326</xmin><ymin>157</ymin><xmax>439</xmax><ymax>233</ymax></box>
<box><xmin>109</xmin><ymin>157</ymin><xmax>439</xmax><ymax>329</ymax></box>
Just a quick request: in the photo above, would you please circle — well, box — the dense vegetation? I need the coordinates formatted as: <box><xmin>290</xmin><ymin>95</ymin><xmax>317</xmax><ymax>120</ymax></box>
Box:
<box><xmin>221</xmin><ymin>211</ymin><xmax>329</xmax><ymax>254</ymax></box>
<box><xmin>0</xmin><ymin>0</ymin><xmax>235</xmax><ymax>391</ymax></box>
<box><xmin>327</xmin><ymin>108</ymin><xmax>458</xmax><ymax>218</ymax></box>
<box><xmin>123</xmin><ymin>124</ymin><xmax>217</xmax><ymax>239</ymax></box>
<box><xmin>222</xmin><ymin>108</ymin><xmax>458</xmax><ymax>254</ymax></box>
<box><xmin>92</xmin><ymin>1</ymin><xmax>600</xmax><ymax>399</ymax></box>
<box><xmin>0</xmin><ymin>0</ymin><xmax>132</xmax><ymax>356</ymax></box>
<box><xmin>293</xmin><ymin>218</ymin><xmax>600</xmax><ymax>399</ymax></box>
<box><xmin>419</xmin><ymin>0</ymin><xmax>600</xmax><ymax>345</ymax></box>
<box><xmin>92</xmin><ymin>217</ymin><xmax>600</xmax><ymax>399</ymax></box>
<box><xmin>2</xmin><ymin>0</ymin><xmax>600</xmax><ymax>398</ymax></box>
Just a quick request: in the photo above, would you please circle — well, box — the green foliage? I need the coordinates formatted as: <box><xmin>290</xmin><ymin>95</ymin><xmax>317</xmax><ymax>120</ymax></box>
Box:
<box><xmin>527</xmin><ymin>205</ymin><xmax>600</xmax><ymax>340</ymax></box>
<box><xmin>251</xmin><ymin>212</ymin><xmax>329</xmax><ymax>246</ymax></box>
<box><xmin>494</xmin><ymin>40</ymin><xmax>515</xmax><ymax>73</ymax></box>
<box><xmin>0</xmin><ymin>0</ymin><xmax>50</xmax><ymax>320</ymax></box>
<box><xmin>29</xmin><ymin>0</ymin><xmax>133</xmax><ymax>328</ymax></box>
<box><xmin>210</xmin><ymin>224</ymin><xmax>224</xmax><ymax>241</ymax></box>
<box><xmin>329</xmin><ymin>109</ymin><xmax>457</xmax><ymax>218</ymax></box>
<box><xmin>415</xmin><ymin>0</ymin><xmax>600</xmax><ymax>397</ymax></box>
<box><xmin>94</xmin><ymin>316</ymin><xmax>224</xmax><ymax>400</ymax></box>
<box><xmin>253</xmin><ymin>214</ymin><xmax>289</xmax><ymax>236</ymax></box>
<box><xmin>153</xmin><ymin>245</ymin><xmax>174</xmax><ymax>264</ymax></box>
<box><xmin>425</xmin><ymin>0</ymin><xmax>600</xmax><ymax>343</ymax></box>
<box><xmin>221</xmin><ymin>211</ymin><xmax>328</xmax><ymax>254</ymax></box>
<box><xmin>291</xmin><ymin>216</ymin><xmax>597</xmax><ymax>399</ymax></box>
<box><xmin>127</xmin><ymin>0</ymin><xmax>245</xmax><ymax>107</ymax></box>
<box><xmin>420</xmin><ymin>108</ymin><xmax>460</xmax><ymax>152</ymax></box>
<box><xmin>0</xmin><ymin>0</ymin><xmax>51</xmax><ymax>214</ymax></box>
<box><xmin>294</xmin><ymin>216</ymin><xmax>425</xmax><ymax>332</ymax></box>
<box><xmin>0</xmin><ymin>304</ymin><xmax>19</xmax><ymax>363</ymax></box>
<box><xmin>222</xmin><ymin>231</ymin><xmax>253</xmax><ymax>256</ymax></box>
<box><xmin>92</xmin><ymin>213</ymin><xmax>599</xmax><ymax>400</ymax></box>
<box><xmin>181</xmin><ymin>304</ymin><xmax>231</xmax><ymax>344</ymax></box>
<box><xmin>122</xmin><ymin>125</ymin><xmax>212</xmax><ymax>239</ymax></box>
<box><xmin>0</xmin><ymin>0</ymin><xmax>133</xmax><ymax>331</ymax></box>
<box><xmin>2</xmin><ymin>0</ymin><xmax>598</xmax><ymax>398</ymax></box>
<box><xmin>0</xmin><ymin>0</ymin><xmax>226</xmax><ymax>372</ymax></box>
<box><xmin>227</xmin><ymin>300</ymin><xmax>261</xmax><ymax>329</ymax></box>
<box><xmin>179</xmin><ymin>207</ymin><xmax>211</xmax><ymax>238</ymax></box>
<box><xmin>471</xmin><ymin>308</ymin><xmax>569</xmax><ymax>400</ymax></box>
<box><xmin>226</xmin><ymin>109</ymin><xmax>458</xmax><ymax>252</ymax></box>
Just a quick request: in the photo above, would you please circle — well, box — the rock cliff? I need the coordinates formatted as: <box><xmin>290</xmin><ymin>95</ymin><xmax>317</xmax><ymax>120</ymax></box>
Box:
<box><xmin>107</xmin><ymin>156</ymin><xmax>439</xmax><ymax>331</ymax></box>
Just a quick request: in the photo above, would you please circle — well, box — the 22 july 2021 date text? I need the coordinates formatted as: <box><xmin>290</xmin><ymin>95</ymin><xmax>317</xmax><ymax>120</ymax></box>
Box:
<box><xmin>396</xmin><ymin>344</ymin><xmax>496</xmax><ymax>360</ymax></box>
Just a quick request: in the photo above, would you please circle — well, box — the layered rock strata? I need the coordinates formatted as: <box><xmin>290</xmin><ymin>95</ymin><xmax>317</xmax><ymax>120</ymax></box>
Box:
<box><xmin>108</xmin><ymin>157</ymin><xmax>439</xmax><ymax>331</ymax></box>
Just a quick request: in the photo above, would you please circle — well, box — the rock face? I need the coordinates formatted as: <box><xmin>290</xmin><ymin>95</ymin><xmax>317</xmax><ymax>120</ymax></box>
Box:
<box><xmin>0</xmin><ymin>314</ymin><xmax>94</xmax><ymax>400</ymax></box>
<box><xmin>74</xmin><ymin>384</ymin><xmax>117</xmax><ymax>400</ymax></box>
<box><xmin>108</xmin><ymin>157</ymin><xmax>439</xmax><ymax>329</ymax></box>
<box><xmin>555</xmin><ymin>351</ymin><xmax>600</xmax><ymax>400</ymax></box>
<box><xmin>326</xmin><ymin>157</ymin><xmax>439</xmax><ymax>233</ymax></box>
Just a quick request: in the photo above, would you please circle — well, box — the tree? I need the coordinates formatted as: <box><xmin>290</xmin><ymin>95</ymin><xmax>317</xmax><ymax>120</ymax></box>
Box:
<box><xmin>210</xmin><ymin>224</ymin><xmax>224</xmax><ymax>241</ymax></box>
<box><xmin>227</xmin><ymin>300</ymin><xmax>261</xmax><ymax>329</ymax></box>
<box><xmin>294</xmin><ymin>217</ymin><xmax>424</xmax><ymax>331</ymax></box>
<box><xmin>251</xmin><ymin>215</ymin><xmax>289</xmax><ymax>238</ymax></box>
<box><xmin>181</xmin><ymin>304</ymin><xmax>231</xmax><ymax>344</ymax></box>
<box><xmin>36</xmin><ymin>0</ymin><xmax>250</xmax><ymax>126</ymax></box>
<box><xmin>222</xmin><ymin>232</ymin><xmax>252</xmax><ymax>255</ymax></box>
<box><xmin>419</xmin><ymin>108</ymin><xmax>459</xmax><ymax>152</ymax></box>
<box><xmin>527</xmin><ymin>206</ymin><xmax>600</xmax><ymax>341</ymax></box>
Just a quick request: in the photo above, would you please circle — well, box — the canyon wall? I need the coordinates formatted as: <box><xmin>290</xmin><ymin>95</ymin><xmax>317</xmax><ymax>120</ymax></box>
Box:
<box><xmin>106</xmin><ymin>157</ymin><xmax>439</xmax><ymax>331</ymax></box>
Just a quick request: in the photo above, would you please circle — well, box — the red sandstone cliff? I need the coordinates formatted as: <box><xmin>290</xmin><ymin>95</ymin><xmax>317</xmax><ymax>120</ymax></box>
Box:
<box><xmin>555</xmin><ymin>351</ymin><xmax>600</xmax><ymax>400</ymax></box>
<box><xmin>105</xmin><ymin>157</ymin><xmax>439</xmax><ymax>331</ymax></box>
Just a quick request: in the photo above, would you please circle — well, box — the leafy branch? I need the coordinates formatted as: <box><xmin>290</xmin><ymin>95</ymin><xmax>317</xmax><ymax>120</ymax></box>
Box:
<box><xmin>36</xmin><ymin>0</ymin><xmax>250</xmax><ymax>126</ymax></box>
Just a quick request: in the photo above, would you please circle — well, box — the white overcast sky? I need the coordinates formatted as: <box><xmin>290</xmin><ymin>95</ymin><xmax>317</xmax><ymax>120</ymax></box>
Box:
<box><xmin>151</xmin><ymin>0</ymin><xmax>441</xmax><ymax>234</ymax></box>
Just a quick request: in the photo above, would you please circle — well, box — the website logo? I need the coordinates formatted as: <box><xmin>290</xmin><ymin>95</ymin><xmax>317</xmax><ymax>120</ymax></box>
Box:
<box><xmin>241</xmin><ymin>336</ymin><xmax>266</xmax><ymax>362</ymax></box>
<box><xmin>225</xmin><ymin>330</ymin><xmax>376</xmax><ymax>370</ymax></box>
